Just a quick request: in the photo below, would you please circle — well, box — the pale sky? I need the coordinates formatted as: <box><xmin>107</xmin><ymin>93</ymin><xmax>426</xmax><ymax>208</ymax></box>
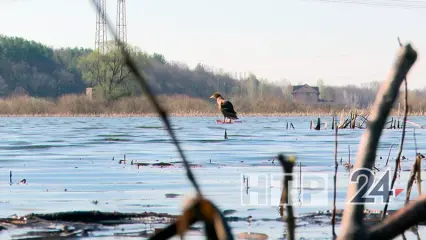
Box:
<box><xmin>0</xmin><ymin>0</ymin><xmax>425</xmax><ymax>89</ymax></box>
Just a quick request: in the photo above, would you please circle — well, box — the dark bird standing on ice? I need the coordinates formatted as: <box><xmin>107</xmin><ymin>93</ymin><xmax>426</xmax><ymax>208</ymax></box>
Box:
<box><xmin>209</xmin><ymin>92</ymin><xmax>238</xmax><ymax>123</ymax></box>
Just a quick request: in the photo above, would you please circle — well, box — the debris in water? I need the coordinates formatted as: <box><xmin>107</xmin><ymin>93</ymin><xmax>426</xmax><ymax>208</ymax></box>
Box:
<box><xmin>152</xmin><ymin>162</ymin><xmax>173</xmax><ymax>167</ymax></box>
<box><xmin>119</xmin><ymin>155</ymin><xmax>126</xmax><ymax>164</ymax></box>
<box><xmin>165</xmin><ymin>193</ymin><xmax>182</xmax><ymax>198</ymax></box>
<box><xmin>223</xmin><ymin>209</ymin><xmax>237</xmax><ymax>215</ymax></box>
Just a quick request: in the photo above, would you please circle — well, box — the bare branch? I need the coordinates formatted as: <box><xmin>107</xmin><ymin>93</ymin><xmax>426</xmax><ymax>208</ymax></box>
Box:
<box><xmin>332</xmin><ymin>116</ymin><xmax>338</xmax><ymax>239</ymax></box>
<box><xmin>384</xmin><ymin>143</ymin><xmax>395</xmax><ymax>167</ymax></box>
<box><xmin>90</xmin><ymin>0</ymin><xmax>203</xmax><ymax>196</ymax></box>
<box><xmin>405</xmin><ymin>154</ymin><xmax>423</xmax><ymax>205</ymax></box>
<box><xmin>348</xmin><ymin>145</ymin><xmax>351</xmax><ymax>166</ymax></box>
<box><xmin>382</xmin><ymin>77</ymin><xmax>408</xmax><ymax>219</ymax></box>
<box><xmin>368</xmin><ymin>193</ymin><xmax>426</xmax><ymax>239</ymax></box>
<box><xmin>414</xmin><ymin>129</ymin><xmax>418</xmax><ymax>155</ymax></box>
<box><xmin>338</xmin><ymin>44</ymin><xmax>417</xmax><ymax>240</ymax></box>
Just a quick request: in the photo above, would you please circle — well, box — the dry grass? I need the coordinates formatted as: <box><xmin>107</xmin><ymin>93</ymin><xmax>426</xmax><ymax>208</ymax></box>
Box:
<box><xmin>0</xmin><ymin>94</ymin><xmax>424</xmax><ymax>117</ymax></box>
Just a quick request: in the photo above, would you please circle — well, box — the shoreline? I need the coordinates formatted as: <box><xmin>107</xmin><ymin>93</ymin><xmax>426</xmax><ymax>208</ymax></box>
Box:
<box><xmin>0</xmin><ymin>112</ymin><xmax>423</xmax><ymax>117</ymax></box>
<box><xmin>0</xmin><ymin>95</ymin><xmax>424</xmax><ymax>118</ymax></box>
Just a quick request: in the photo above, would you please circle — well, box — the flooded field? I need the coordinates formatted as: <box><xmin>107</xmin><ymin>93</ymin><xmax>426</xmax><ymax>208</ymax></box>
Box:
<box><xmin>0</xmin><ymin>116</ymin><xmax>425</xmax><ymax>239</ymax></box>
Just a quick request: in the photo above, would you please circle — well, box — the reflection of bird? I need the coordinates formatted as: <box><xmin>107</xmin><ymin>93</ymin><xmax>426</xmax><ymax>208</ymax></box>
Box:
<box><xmin>209</xmin><ymin>92</ymin><xmax>238</xmax><ymax>123</ymax></box>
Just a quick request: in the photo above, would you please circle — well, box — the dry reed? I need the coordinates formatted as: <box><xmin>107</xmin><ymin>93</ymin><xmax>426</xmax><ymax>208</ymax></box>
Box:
<box><xmin>0</xmin><ymin>94</ymin><xmax>425</xmax><ymax>117</ymax></box>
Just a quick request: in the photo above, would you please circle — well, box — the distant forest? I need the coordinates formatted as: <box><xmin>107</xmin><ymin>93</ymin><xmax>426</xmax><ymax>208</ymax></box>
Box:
<box><xmin>0</xmin><ymin>34</ymin><xmax>425</xmax><ymax>111</ymax></box>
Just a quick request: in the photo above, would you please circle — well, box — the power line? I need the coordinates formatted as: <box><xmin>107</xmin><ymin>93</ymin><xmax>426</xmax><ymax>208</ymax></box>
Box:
<box><xmin>0</xmin><ymin>0</ymin><xmax>32</xmax><ymax>4</ymax></box>
<box><xmin>301</xmin><ymin>0</ymin><xmax>426</xmax><ymax>9</ymax></box>
<box><xmin>310</xmin><ymin>0</ymin><xmax>426</xmax><ymax>6</ymax></box>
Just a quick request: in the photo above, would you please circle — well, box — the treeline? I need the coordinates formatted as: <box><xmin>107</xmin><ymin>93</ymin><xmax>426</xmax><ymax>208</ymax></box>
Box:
<box><xmin>0</xmin><ymin>34</ymin><xmax>425</xmax><ymax>113</ymax></box>
<box><xmin>0</xmin><ymin>35</ymin><xmax>283</xmax><ymax>101</ymax></box>
<box><xmin>0</xmin><ymin>35</ymin><xmax>90</xmax><ymax>97</ymax></box>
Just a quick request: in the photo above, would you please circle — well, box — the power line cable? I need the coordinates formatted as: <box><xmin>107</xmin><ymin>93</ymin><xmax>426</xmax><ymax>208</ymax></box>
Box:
<box><xmin>301</xmin><ymin>0</ymin><xmax>426</xmax><ymax>9</ymax></box>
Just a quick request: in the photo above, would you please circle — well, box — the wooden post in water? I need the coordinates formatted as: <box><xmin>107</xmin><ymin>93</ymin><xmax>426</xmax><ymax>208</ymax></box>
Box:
<box><xmin>314</xmin><ymin>118</ymin><xmax>321</xmax><ymax>130</ymax></box>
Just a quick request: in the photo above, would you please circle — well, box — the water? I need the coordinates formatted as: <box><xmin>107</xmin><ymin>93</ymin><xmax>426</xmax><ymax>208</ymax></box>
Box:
<box><xmin>0</xmin><ymin>116</ymin><xmax>425</xmax><ymax>239</ymax></box>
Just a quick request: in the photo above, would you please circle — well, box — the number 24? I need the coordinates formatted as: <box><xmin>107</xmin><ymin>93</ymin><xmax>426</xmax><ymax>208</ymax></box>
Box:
<box><xmin>349</xmin><ymin>168</ymin><xmax>392</xmax><ymax>204</ymax></box>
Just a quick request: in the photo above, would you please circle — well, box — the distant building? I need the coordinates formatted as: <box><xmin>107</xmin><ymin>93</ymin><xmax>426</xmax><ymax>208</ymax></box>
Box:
<box><xmin>292</xmin><ymin>84</ymin><xmax>320</xmax><ymax>103</ymax></box>
<box><xmin>86</xmin><ymin>87</ymin><xmax>93</xmax><ymax>100</ymax></box>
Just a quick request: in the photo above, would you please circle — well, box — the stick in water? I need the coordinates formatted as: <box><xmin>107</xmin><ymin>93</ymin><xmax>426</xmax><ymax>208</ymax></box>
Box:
<box><xmin>332</xmin><ymin>116</ymin><xmax>339</xmax><ymax>238</ymax></box>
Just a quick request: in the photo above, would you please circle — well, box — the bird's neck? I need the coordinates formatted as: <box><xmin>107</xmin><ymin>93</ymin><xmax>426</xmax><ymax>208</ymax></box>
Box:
<box><xmin>216</xmin><ymin>97</ymin><xmax>225</xmax><ymax>104</ymax></box>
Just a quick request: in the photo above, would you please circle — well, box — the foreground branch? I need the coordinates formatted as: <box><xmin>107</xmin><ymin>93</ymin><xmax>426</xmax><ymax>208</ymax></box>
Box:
<box><xmin>368</xmin><ymin>193</ymin><xmax>426</xmax><ymax>239</ymax></box>
<box><xmin>90</xmin><ymin>0</ymin><xmax>203</xmax><ymax>196</ymax></box>
<box><xmin>382</xmin><ymin>77</ymin><xmax>408</xmax><ymax>219</ymax></box>
<box><xmin>338</xmin><ymin>44</ymin><xmax>417</xmax><ymax>240</ymax></box>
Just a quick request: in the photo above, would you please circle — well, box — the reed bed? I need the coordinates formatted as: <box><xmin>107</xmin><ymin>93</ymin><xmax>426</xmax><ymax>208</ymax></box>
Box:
<box><xmin>0</xmin><ymin>94</ymin><xmax>424</xmax><ymax>117</ymax></box>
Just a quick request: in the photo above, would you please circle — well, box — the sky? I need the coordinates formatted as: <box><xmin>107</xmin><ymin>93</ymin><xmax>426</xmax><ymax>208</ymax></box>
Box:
<box><xmin>0</xmin><ymin>0</ymin><xmax>425</xmax><ymax>89</ymax></box>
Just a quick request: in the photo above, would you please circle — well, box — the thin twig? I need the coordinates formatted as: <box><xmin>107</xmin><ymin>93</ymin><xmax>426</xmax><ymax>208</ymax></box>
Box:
<box><xmin>338</xmin><ymin>44</ymin><xmax>417</xmax><ymax>240</ymax></box>
<box><xmin>89</xmin><ymin>0</ymin><xmax>202</xmax><ymax>196</ymax></box>
<box><xmin>299</xmin><ymin>161</ymin><xmax>302</xmax><ymax>204</ymax></box>
<box><xmin>413</xmin><ymin>129</ymin><xmax>421</xmax><ymax>196</ymax></box>
<box><xmin>382</xmin><ymin>38</ymin><xmax>410</xmax><ymax>219</ymax></box>
<box><xmin>332</xmin><ymin>116</ymin><xmax>338</xmax><ymax>239</ymax></box>
<box><xmin>384</xmin><ymin>143</ymin><xmax>395</xmax><ymax>167</ymax></box>
<box><xmin>414</xmin><ymin>129</ymin><xmax>422</xmax><ymax>197</ymax></box>
<box><xmin>414</xmin><ymin>129</ymin><xmax>418</xmax><ymax>155</ymax></box>
<box><xmin>348</xmin><ymin>145</ymin><xmax>351</xmax><ymax>166</ymax></box>
<box><xmin>382</xmin><ymin>77</ymin><xmax>408</xmax><ymax>219</ymax></box>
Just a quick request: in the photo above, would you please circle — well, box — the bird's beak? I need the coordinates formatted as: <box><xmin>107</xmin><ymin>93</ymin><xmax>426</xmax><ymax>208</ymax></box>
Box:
<box><xmin>209</xmin><ymin>95</ymin><xmax>214</xmax><ymax>99</ymax></box>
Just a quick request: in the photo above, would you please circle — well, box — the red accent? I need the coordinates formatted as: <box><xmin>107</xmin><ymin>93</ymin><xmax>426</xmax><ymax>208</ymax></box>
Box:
<box><xmin>395</xmin><ymin>188</ymin><xmax>404</xmax><ymax>197</ymax></box>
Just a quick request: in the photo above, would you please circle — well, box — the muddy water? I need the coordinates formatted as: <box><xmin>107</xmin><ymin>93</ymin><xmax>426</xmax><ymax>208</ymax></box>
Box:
<box><xmin>0</xmin><ymin>116</ymin><xmax>426</xmax><ymax>239</ymax></box>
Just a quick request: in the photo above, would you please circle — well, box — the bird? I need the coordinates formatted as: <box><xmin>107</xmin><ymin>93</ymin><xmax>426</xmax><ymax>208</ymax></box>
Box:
<box><xmin>209</xmin><ymin>92</ymin><xmax>238</xmax><ymax>123</ymax></box>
